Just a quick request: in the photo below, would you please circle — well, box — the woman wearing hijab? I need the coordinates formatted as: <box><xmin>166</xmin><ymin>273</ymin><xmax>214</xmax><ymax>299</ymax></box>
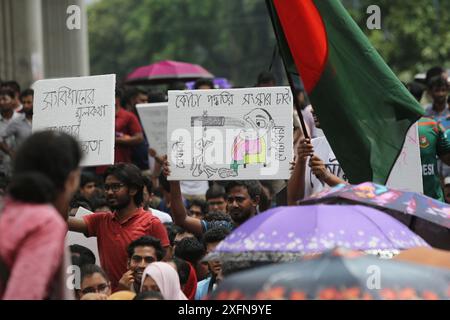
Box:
<box><xmin>140</xmin><ymin>262</ymin><xmax>187</xmax><ymax>300</ymax></box>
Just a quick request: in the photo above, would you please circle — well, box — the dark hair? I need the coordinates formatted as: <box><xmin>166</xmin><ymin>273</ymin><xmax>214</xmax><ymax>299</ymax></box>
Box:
<box><xmin>3</xmin><ymin>80</ymin><xmax>20</xmax><ymax>95</ymax></box>
<box><xmin>0</xmin><ymin>88</ymin><xmax>16</xmax><ymax>99</ymax></box>
<box><xmin>426</xmin><ymin>66</ymin><xmax>445</xmax><ymax>87</ymax></box>
<box><xmin>122</xmin><ymin>87</ymin><xmax>146</xmax><ymax>106</ymax></box>
<box><xmin>133</xmin><ymin>290</ymin><xmax>164</xmax><ymax>300</ymax></box>
<box><xmin>165</xmin><ymin>223</ymin><xmax>186</xmax><ymax>246</ymax></box>
<box><xmin>70</xmin><ymin>244</ymin><xmax>96</xmax><ymax>267</ymax></box>
<box><xmin>258</xmin><ymin>184</ymin><xmax>272</xmax><ymax>213</ymax></box>
<box><xmin>104</xmin><ymin>163</ymin><xmax>144</xmax><ymax>206</ymax></box>
<box><xmin>20</xmin><ymin>88</ymin><xmax>34</xmax><ymax>99</ymax></box>
<box><xmin>203</xmin><ymin>211</ymin><xmax>232</xmax><ymax>223</ymax></box>
<box><xmin>147</xmin><ymin>90</ymin><xmax>166</xmax><ymax>103</ymax></box>
<box><xmin>174</xmin><ymin>237</ymin><xmax>206</xmax><ymax>265</ymax></box>
<box><xmin>194</xmin><ymin>78</ymin><xmax>214</xmax><ymax>89</ymax></box>
<box><xmin>188</xmin><ymin>199</ymin><xmax>207</xmax><ymax>215</ymax></box>
<box><xmin>428</xmin><ymin>75</ymin><xmax>449</xmax><ymax>90</ymax></box>
<box><xmin>158</xmin><ymin>171</ymin><xmax>170</xmax><ymax>193</ymax></box>
<box><xmin>171</xmin><ymin>257</ymin><xmax>190</xmax><ymax>287</ymax></box>
<box><xmin>203</xmin><ymin>227</ymin><xmax>230</xmax><ymax>245</ymax></box>
<box><xmin>69</xmin><ymin>196</ymin><xmax>93</xmax><ymax>211</ymax></box>
<box><xmin>256</xmin><ymin>71</ymin><xmax>276</xmax><ymax>86</ymax></box>
<box><xmin>206</xmin><ymin>184</ymin><xmax>226</xmax><ymax>201</ymax></box>
<box><xmin>8</xmin><ymin>131</ymin><xmax>82</xmax><ymax>203</ymax></box>
<box><xmin>115</xmin><ymin>86</ymin><xmax>123</xmax><ymax>99</ymax></box>
<box><xmin>168</xmin><ymin>81</ymin><xmax>187</xmax><ymax>91</ymax></box>
<box><xmin>80</xmin><ymin>171</ymin><xmax>98</xmax><ymax>188</ymax></box>
<box><xmin>127</xmin><ymin>236</ymin><xmax>165</xmax><ymax>261</ymax></box>
<box><xmin>406</xmin><ymin>82</ymin><xmax>425</xmax><ymax>102</ymax></box>
<box><xmin>142</xmin><ymin>175</ymin><xmax>153</xmax><ymax>194</ymax></box>
<box><xmin>80</xmin><ymin>264</ymin><xmax>109</xmax><ymax>284</ymax></box>
<box><xmin>225</xmin><ymin>180</ymin><xmax>261</xmax><ymax>200</ymax></box>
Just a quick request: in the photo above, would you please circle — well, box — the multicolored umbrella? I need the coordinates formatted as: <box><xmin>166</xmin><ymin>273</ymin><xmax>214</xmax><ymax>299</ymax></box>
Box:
<box><xmin>208</xmin><ymin>249</ymin><xmax>450</xmax><ymax>300</ymax></box>
<box><xmin>125</xmin><ymin>60</ymin><xmax>213</xmax><ymax>85</ymax></box>
<box><xmin>212</xmin><ymin>205</ymin><xmax>429</xmax><ymax>263</ymax></box>
<box><xmin>300</xmin><ymin>182</ymin><xmax>450</xmax><ymax>249</ymax></box>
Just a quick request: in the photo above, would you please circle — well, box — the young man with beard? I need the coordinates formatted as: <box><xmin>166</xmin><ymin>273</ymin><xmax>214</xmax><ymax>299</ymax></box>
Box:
<box><xmin>68</xmin><ymin>163</ymin><xmax>170</xmax><ymax>292</ymax></box>
<box><xmin>117</xmin><ymin>236</ymin><xmax>164</xmax><ymax>293</ymax></box>
<box><xmin>162</xmin><ymin>157</ymin><xmax>259</xmax><ymax>236</ymax></box>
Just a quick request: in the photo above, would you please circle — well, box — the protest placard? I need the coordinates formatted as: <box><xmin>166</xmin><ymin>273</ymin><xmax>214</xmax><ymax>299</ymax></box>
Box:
<box><xmin>167</xmin><ymin>87</ymin><xmax>293</xmax><ymax>180</ymax></box>
<box><xmin>32</xmin><ymin>74</ymin><xmax>115</xmax><ymax>166</ymax></box>
<box><xmin>136</xmin><ymin>102</ymin><xmax>168</xmax><ymax>156</ymax></box>
<box><xmin>386</xmin><ymin>122</ymin><xmax>423</xmax><ymax>193</ymax></box>
<box><xmin>66</xmin><ymin>206</ymin><xmax>100</xmax><ymax>266</ymax></box>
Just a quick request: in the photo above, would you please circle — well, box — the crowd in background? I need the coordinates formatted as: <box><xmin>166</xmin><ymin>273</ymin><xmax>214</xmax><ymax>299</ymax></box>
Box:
<box><xmin>0</xmin><ymin>66</ymin><xmax>449</xmax><ymax>300</ymax></box>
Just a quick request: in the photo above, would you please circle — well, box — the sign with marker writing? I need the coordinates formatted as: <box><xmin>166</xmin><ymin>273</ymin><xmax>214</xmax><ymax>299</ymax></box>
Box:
<box><xmin>386</xmin><ymin>122</ymin><xmax>423</xmax><ymax>193</ymax></box>
<box><xmin>32</xmin><ymin>74</ymin><xmax>115</xmax><ymax>166</ymax></box>
<box><xmin>167</xmin><ymin>87</ymin><xmax>293</xmax><ymax>180</ymax></box>
<box><xmin>136</xmin><ymin>103</ymin><xmax>168</xmax><ymax>156</ymax></box>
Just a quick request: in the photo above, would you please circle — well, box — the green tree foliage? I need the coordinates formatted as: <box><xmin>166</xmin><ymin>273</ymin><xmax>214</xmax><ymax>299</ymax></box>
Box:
<box><xmin>89</xmin><ymin>0</ymin><xmax>450</xmax><ymax>86</ymax></box>
<box><xmin>88</xmin><ymin>0</ymin><xmax>277</xmax><ymax>86</ymax></box>
<box><xmin>344</xmin><ymin>0</ymin><xmax>450</xmax><ymax>81</ymax></box>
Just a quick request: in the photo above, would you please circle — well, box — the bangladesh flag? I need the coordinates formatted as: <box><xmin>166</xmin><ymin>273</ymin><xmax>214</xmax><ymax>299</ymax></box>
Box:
<box><xmin>266</xmin><ymin>0</ymin><xmax>424</xmax><ymax>184</ymax></box>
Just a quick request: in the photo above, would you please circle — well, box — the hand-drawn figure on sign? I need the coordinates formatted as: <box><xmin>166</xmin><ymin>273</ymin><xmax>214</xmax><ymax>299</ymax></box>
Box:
<box><xmin>230</xmin><ymin>108</ymin><xmax>275</xmax><ymax>174</ymax></box>
<box><xmin>191</xmin><ymin>128</ymin><xmax>217</xmax><ymax>178</ymax></box>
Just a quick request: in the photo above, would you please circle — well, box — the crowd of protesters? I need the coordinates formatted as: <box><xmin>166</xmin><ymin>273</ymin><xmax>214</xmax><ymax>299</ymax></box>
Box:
<box><xmin>0</xmin><ymin>67</ymin><xmax>449</xmax><ymax>300</ymax></box>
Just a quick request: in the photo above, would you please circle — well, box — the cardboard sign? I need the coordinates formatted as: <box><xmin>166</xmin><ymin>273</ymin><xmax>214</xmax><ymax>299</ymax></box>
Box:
<box><xmin>32</xmin><ymin>74</ymin><xmax>116</xmax><ymax>166</ymax></box>
<box><xmin>167</xmin><ymin>87</ymin><xmax>293</xmax><ymax>180</ymax></box>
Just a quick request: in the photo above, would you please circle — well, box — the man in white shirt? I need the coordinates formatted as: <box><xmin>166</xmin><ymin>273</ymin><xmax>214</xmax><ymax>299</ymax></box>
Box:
<box><xmin>142</xmin><ymin>175</ymin><xmax>173</xmax><ymax>223</ymax></box>
<box><xmin>0</xmin><ymin>88</ymin><xmax>21</xmax><ymax>177</ymax></box>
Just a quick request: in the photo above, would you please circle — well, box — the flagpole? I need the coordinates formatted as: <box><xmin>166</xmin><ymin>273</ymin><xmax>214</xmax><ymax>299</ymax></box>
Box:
<box><xmin>265</xmin><ymin>0</ymin><xmax>310</xmax><ymax>140</ymax></box>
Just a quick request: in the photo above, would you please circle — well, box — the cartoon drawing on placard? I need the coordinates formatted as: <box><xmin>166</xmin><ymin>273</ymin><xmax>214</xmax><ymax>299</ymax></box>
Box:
<box><xmin>188</xmin><ymin>108</ymin><xmax>277</xmax><ymax>178</ymax></box>
<box><xmin>229</xmin><ymin>108</ymin><xmax>275</xmax><ymax>174</ymax></box>
<box><xmin>191</xmin><ymin>127</ymin><xmax>217</xmax><ymax>178</ymax></box>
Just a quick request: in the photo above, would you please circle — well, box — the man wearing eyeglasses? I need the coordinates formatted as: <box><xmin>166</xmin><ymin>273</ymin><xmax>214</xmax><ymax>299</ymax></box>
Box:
<box><xmin>68</xmin><ymin>164</ymin><xmax>170</xmax><ymax>292</ymax></box>
<box><xmin>117</xmin><ymin>236</ymin><xmax>164</xmax><ymax>293</ymax></box>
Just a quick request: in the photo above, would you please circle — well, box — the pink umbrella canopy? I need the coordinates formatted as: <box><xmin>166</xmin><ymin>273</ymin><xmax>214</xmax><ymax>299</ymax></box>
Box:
<box><xmin>125</xmin><ymin>60</ymin><xmax>214</xmax><ymax>84</ymax></box>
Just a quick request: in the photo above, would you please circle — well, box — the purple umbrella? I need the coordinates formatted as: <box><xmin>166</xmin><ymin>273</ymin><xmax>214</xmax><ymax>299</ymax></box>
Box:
<box><xmin>300</xmin><ymin>182</ymin><xmax>450</xmax><ymax>250</ymax></box>
<box><xmin>213</xmin><ymin>205</ymin><xmax>429</xmax><ymax>263</ymax></box>
<box><xmin>185</xmin><ymin>77</ymin><xmax>232</xmax><ymax>89</ymax></box>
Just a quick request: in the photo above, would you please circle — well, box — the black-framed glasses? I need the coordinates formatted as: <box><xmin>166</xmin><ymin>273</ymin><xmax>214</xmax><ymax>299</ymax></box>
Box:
<box><xmin>81</xmin><ymin>283</ymin><xmax>110</xmax><ymax>295</ymax></box>
<box><xmin>104</xmin><ymin>183</ymin><xmax>125</xmax><ymax>192</ymax></box>
<box><xmin>131</xmin><ymin>255</ymin><xmax>156</xmax><ymax>264</ymax></box>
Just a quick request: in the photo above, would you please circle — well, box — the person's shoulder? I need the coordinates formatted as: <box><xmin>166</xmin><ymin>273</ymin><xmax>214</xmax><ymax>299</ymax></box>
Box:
<box><xmin>1</xmin><ymin>199</ymin><xmax>65</xmax><ymax>230</ymax></box>
<box><xmin>419</xmin><ymin>117</ymin><xmax>437</xmax><ymax>126</ymax></box>
<box><xmin>85</xmin><ymin>211</ymin><xmax>113</xmax><ymax>220</ymax></box>
<box><xmin>8</xmin><ymin>114</ymin><xmax>24</xmax><ymax>125</ymax></box>
<box><xmin>197</xmin><ymin>277</ymin><xmax>211</xmax><ymax>287</ymax></box>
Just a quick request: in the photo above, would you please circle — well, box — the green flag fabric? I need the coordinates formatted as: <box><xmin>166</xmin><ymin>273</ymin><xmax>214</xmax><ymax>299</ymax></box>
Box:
<box><xmin>266</xmin><ymin>0</ymin><xmax>424</xmax><ymax>184</ymax></box>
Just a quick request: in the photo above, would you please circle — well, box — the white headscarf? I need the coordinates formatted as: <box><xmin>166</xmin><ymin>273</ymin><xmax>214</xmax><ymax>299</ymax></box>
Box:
<box><xmin>140</xmin><ymin>262</ymin><xmax>187</xmax><ymax>300</ymax></box>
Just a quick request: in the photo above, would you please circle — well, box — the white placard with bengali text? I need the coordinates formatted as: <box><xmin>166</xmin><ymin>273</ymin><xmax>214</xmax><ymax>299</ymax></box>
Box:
<box><xmin>66</xmin><ymin>206</ymin><xmax>100</xmax><ymax>266</ymax></box>
<box><xmin>136</xmin><ymin>103</ymin><xmax>168</xmax><ymax>156</ymax></box>
<box><xmin>167</xmin><ymin>87</ymin><xmax>293</xmax><ymax>180</ymax></box>
<box><xmin>386</xmin><ymin>122</ymin><xmax>423</xmax><ymax>193</ymax></box>
<box><xmin>32</xmin><ymin>74</ymin><xmax>116</xmax><ymax>166</ymax></box>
